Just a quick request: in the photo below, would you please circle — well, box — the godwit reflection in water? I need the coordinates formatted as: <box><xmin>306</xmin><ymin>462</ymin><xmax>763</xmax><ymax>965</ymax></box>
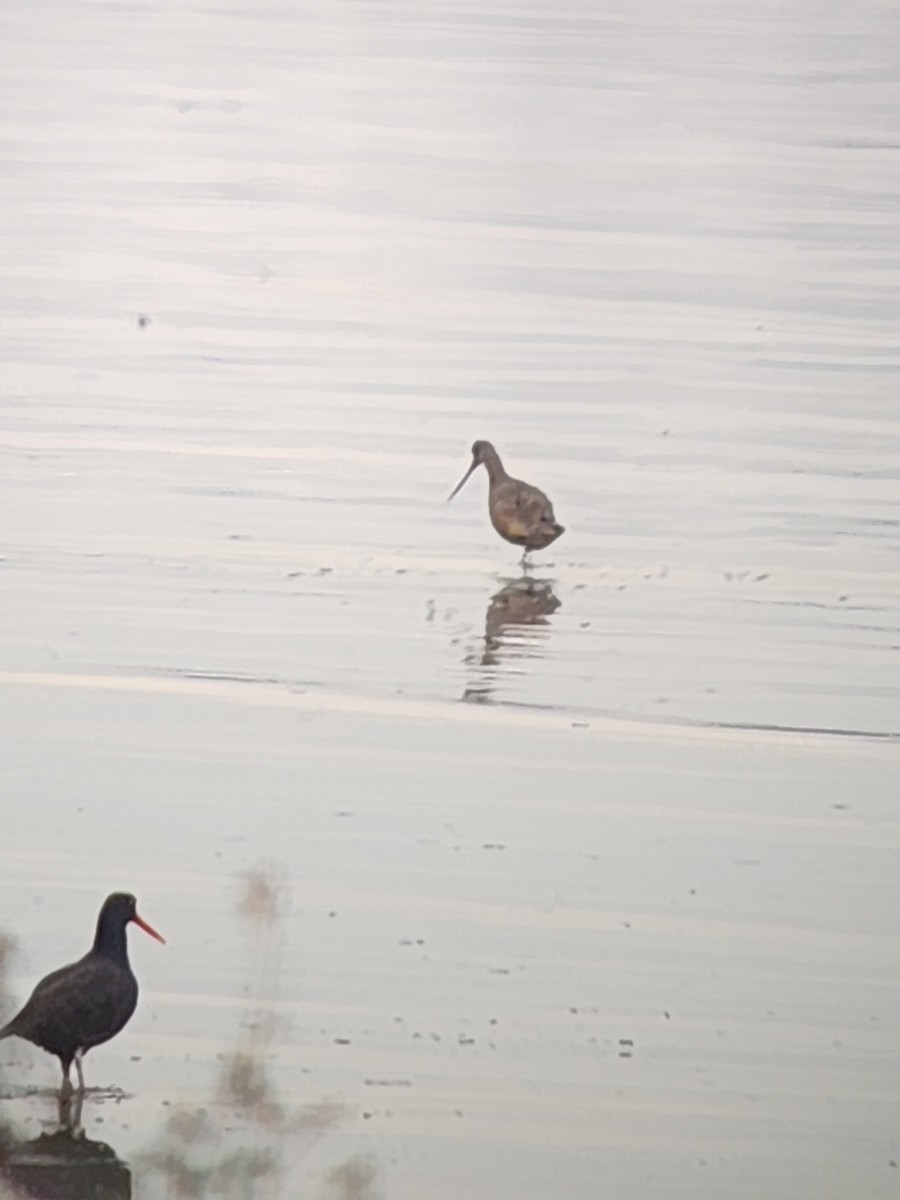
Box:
<box><xmin>1</xmin><ymin>1088</ymin><xmax>131</xmax><ymax>1200</ymax></box>
<box><xmin>463</xmin><ymin>576</ymin><xmax>561</xmax><ymax>703</ymax></box>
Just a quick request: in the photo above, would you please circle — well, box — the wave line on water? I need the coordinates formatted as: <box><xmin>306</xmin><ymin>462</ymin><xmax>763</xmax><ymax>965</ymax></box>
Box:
<box><xmin>0</xmin><ymin>668</ymin><xmax>895</xmax><ymax>755</ymax></box>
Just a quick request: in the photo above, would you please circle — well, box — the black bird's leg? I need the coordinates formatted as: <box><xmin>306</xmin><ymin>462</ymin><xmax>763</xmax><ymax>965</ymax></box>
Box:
<box><xmin>58</xmin><ymin>1087</ymin><xmax>85</xmax><ymax>1136</ymax></box>
<box><xmin>74</xmin><ymin>1048</ymin><xmax>85</xmax><ymax>1092</ymax></box>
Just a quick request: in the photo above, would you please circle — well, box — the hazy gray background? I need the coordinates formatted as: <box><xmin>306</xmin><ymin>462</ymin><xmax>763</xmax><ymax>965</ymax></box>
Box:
<box><xmin>1</xmin><ymin>0</ymin><xmax>898</xmax><ymax>1197</ymax></box>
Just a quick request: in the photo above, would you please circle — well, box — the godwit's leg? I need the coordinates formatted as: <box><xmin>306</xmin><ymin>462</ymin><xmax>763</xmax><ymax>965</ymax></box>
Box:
<box><xmin>521</xmin><ymin>548</ymin><xmax>532</xmax><ymax>573</ymax></box>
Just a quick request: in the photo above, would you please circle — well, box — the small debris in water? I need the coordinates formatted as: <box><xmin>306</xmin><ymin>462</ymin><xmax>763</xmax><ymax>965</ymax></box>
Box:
<box><xmin>238</xmin><ymin>868</ymin><xmax>284</xmax><ymax>925</ymax></box>
<box><xmin>325</xmin><ymin>1155</ymin><xmax>380</xmax><ymax>1198</ymax></box>
<box><xmin>137</xmin><ymin>314</ymin><xmax>150</xmax><ymax>328</ymax></box>
<box><xmin>364</xmin><ymin>1079</ymin><xmax>412</xmax><ymax>1087</ymax></box>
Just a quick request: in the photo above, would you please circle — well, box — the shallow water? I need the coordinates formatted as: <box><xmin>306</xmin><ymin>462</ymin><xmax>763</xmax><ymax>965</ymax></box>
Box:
<box><xmin>1</xmin><ymin>0</ymin><xmax>899</xmax><ymax>1197</ymax></box>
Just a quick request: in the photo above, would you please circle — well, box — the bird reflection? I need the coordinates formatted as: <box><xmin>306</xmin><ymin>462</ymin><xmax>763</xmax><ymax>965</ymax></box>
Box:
<box><xmin>0</xmin><ymin>1088</ymin><xmax>131</xmax><ymax>1199</ymax></box>
<box><xmin>463</xmin><ymin>576</ymin><xmax>561</xmax><ymax>702</ymax></box>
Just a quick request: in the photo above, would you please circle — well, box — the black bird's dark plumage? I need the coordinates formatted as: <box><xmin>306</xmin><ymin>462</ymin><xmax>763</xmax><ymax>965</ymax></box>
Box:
<box><xmin>0</xmin><ymin>892</ymin><xmax>164</xmax><ymax>1091</ymax></box>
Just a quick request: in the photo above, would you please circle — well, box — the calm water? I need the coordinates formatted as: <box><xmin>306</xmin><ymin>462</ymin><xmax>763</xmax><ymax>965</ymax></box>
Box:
<box><xmin>1</xmin><ymin>0</ymin><xmax>899</xmax><ymax>1197</ymax></box>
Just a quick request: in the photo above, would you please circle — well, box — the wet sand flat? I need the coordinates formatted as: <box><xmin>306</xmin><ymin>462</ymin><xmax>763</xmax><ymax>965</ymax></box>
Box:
<box><xmin>1</xmin><ymin>0</ymin><xmax>899</xmax><ymax>1197</ymax></box>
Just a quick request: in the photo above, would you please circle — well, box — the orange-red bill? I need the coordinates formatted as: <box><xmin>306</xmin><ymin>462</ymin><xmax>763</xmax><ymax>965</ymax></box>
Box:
<box><xmin>132</xmin><ymin>912</ymin><xmax>166</xmax><ymax>944</ymax></box>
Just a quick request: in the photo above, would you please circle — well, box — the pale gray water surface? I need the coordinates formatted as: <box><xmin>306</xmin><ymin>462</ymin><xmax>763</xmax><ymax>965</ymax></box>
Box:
<box><xmin>1</xmin><ymin>0</ymin><xmax>899</xmax><ymax>1197</ymax></box>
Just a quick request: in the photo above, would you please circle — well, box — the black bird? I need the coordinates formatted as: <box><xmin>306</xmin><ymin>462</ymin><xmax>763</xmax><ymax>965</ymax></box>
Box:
<box><xmin>0</xmin><ymin>892</ymin><xmax>165</xmax><ymax>1091</ymax></box>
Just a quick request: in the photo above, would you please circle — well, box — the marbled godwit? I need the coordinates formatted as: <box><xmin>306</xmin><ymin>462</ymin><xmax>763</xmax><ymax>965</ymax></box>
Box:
<box><xmin>448</xmin><ymin>440</ymin><xmax>565</xmax><ymax>561</ymax></box>
<box><xmin>0</xmin><ymin>893</ymin><xmax>165</xmax><ymax>1092</ymax></box>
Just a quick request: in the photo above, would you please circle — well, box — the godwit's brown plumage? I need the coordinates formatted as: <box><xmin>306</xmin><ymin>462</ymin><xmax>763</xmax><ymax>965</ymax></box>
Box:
<box><xmin>0</xmin><ymin>892</ymin><xmax>165</xmax><ymax>1092</ymax></box>
<box><xmin>448</xmin><ymin>440</ymin><xmax>565</xmax><ymax>559</ymax></box>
